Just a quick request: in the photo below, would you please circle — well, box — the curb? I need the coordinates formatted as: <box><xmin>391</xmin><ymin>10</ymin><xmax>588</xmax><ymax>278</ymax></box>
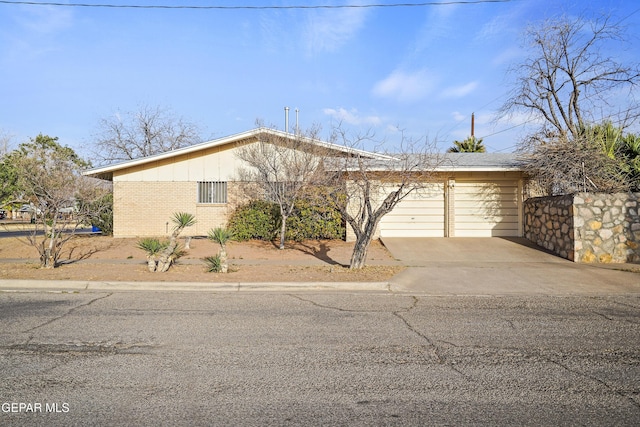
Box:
<box><xmin>0</xmin><ymin>279</ymin><xmax>392</xmax><ymax>293</ymax></box>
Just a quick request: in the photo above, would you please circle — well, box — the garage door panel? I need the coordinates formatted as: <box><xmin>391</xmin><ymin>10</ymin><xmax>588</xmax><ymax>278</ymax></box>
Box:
<box><xmin>381</xmin><ymin>222</ymin><xmax>444</xmax><ymax>230</ymax></box>
<box><xmin>455</xmin><ymin>180</ymin><xmax>520</xmax><ymax>237</ymax></box>
<box><xmin>380</xmin><ymin>229</ymin><xmax>444</xmax><ymax>237</ymax></box>
<box><xmin>455</xmin><ymin>229</ymin><xmax>519</xmax><ymax>237</ymax></box>
<box><xmin>380</xmin><ymin>182</ymin><xmax>445</xmax><ymax>238</ymax></box>
<box><xmin>385</xmin><ymin>207</ymin><xmax>446</xmax><ymax>216</ymax></box>
<box><xmin>456</xmin><ymin>220</ymin><xmax>519</xmax><ymax>229</ymax></box>
<box><xmin>455</xmin><ymin>190</ymin><xmax>517</xmax><ymax>199</ymax></box>
<box><xmin>455</xmin><ymin>200</ymin><xmax>518</xmax><ymax>209</ymax></box>
<box><xmin>455</xmin><ymin>207</ymin><xmax>519</xmax><ymax>215</ymax></box>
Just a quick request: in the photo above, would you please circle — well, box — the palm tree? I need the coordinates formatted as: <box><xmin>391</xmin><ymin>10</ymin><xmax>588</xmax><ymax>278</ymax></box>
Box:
<box><xmin>447</xmin><ymin>136</ymin><xmax>486</xmax><ymax>153</ymax></box>
<box><xmin>581</xmin><ymin>121</ymin><xmax>622</xmax><ymax>160</ymax></box>
<box><xmin>620</xmin><ymin>133</ymin><xmax>640</xmax><ymax>190</ymax></box>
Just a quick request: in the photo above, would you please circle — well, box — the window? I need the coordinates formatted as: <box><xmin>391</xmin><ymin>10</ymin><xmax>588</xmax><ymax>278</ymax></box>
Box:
<box><xmin>198</xmin><ymin>181</ymin><xmax>227</xmax><ymax>204</ymax></box>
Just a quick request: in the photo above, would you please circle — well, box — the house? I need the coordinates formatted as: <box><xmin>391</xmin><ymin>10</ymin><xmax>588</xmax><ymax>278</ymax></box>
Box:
<box><xmin>84</xmin><ymin>128</ymin><xmax>526</xmax><ymax>240</ymax></box>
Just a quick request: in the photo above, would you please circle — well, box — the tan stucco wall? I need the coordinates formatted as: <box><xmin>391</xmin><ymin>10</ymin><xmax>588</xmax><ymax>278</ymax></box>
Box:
<box><xmin>113</xmin><ymin>144</ymin><xmax>244</xmax><ymax>183</ymax></box>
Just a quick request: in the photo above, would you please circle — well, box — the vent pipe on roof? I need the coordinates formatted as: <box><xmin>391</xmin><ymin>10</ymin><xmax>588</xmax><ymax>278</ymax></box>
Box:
<box><xmin>284</xmin><ymin>106</ymin><xmax>290</xmax><ymax>133</ymax></box>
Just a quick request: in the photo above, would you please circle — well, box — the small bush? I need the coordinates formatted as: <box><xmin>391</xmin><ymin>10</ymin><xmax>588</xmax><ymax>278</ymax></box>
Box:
<box><xmin>228</xmin><ymin>192</ymin><xmax>345</xmax><ymax>242</ymax></box>
<box><xmin>82</xmin><ymin>193</ymin><xmax>113</xmax><ymax>235</ymax></box>
<box><xmin>285</xmin><ymin>198</ymin><xmax>345</xmax><ymax>241</ymax></box>
<box><xmin>204</xmin><ymin>254</ymin><xmax>222</xmax><ymax>272</ymax></box>
<box><xmin>227</xmin><ymin>200</ymin><xmax>280</xmax><ymax>241</ymax></box>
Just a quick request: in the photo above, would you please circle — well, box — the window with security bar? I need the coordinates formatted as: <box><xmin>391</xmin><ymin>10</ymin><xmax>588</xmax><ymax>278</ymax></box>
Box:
<box><xmin>198</xmin><ymin>181</ymin><xmax>227</xmax><ymax>204</ymax></box>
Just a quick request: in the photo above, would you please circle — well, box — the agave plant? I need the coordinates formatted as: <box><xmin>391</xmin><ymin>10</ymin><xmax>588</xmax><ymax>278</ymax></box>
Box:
<box><xmin>207</xmin><ymin>227</ymin><xmax>233</xmax><ymax>273</ymax></box>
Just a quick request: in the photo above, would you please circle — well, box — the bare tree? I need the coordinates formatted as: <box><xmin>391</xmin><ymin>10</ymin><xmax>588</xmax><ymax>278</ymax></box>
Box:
<box><xmin>10</xmin><ymin>135</ymin><xmax>110</xmax><ymax>268</ymax></box>
<box><xmin>93</xmin><ymin>104</ymin><xmax>202</xmax><ymax>164</ymax></box>
<box><xmin>500</xmin><ymin>14</ymin><xmax>640</xmax><ymax>146</ymax></box>
<box><xmin>521</xmin><ymin>134</ymin><xmax>629</xmax><ymax>195</ymax></box>
<box><xmin>327</xmin><ymin>129</ymin><xmax>441</xmax><ymax>269</ymax></box>
<box><xmin>235</xmin><ymin>126</ymin><xmax>328</xmax><ymax>249</ymax></box>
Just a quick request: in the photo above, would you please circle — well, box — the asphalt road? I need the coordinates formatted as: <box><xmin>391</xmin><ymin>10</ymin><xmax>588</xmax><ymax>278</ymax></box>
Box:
<box><xmin>1</xmin><ymin>291</ymin><xmax>639</xmax><ymax>426</ymax></box>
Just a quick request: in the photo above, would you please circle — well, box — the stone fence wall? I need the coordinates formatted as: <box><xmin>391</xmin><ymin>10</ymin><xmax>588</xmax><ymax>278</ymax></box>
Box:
<box><xmin>523</xmin><ymin>192</ymin><xmax>640</xmax><ymax>263</ymax></box>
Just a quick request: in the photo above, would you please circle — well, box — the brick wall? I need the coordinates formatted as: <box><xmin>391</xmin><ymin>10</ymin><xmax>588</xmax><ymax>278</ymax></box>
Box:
<box><xmin>113</xmin><ymin>181</ymin><xmax>244</xmax><ymax>237</ymax></box>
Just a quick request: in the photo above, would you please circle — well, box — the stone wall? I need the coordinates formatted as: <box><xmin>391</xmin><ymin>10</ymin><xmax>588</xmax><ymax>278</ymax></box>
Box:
<box><xmin>524</xmin><ymin>193</ymin><xmax>640</xmax><ymax>264</ymax></box>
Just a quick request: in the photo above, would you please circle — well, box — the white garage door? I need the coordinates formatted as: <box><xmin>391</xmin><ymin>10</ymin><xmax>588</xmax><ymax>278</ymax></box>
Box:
<box><xmin>379</xmin><ymin>183</ymin><xmax>445</xmax><ymax>238</ymax></box>
<box><xmin>454</xmin><ymin>180</ymin><xmax>520</xmax><ymax>237</ymax></box>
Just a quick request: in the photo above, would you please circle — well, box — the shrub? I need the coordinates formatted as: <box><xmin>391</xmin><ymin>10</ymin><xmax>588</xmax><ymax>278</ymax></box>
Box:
<box><xmin>285</xmin><ymin>198</ymin><xmax>345</xmax><ymax>241</ymax></box>
<box><xmin>81</xmin><ymin>193</ymin><xmax>113</xmax><ymax>235</ymax></box>
<box><xmin>227</xmin><ymin>200</ymin><xmax>280</xmax><ymax>241</ymax></box>
<box><xmin>228</xmin><ymin>194</ymin><xmax>345</xmax><ymax>242</ymax></box>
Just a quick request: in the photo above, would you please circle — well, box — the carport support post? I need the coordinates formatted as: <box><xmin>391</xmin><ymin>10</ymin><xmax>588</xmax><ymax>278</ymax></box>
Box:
<box><xmin>446</xmin><ymin>178</ymin><xmax>455</xmax><ymax>237</ymax></box>
<box><xmin>517</xmin><ymin>179</ymin><xmax>524</xmax><ymax>237</ymax></box>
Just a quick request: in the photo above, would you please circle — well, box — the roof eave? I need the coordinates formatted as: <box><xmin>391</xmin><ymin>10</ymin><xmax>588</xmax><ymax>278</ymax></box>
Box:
<box><xmin>82</xmin><ymin>127</ymin><xmax>390</xmax><ymax>179</ymax></box>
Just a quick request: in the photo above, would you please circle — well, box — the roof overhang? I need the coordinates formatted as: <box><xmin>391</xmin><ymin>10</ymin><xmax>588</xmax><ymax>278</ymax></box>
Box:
<box><xmin>83</xmin><ymin>127</ymin><xmax>392</xmax><ymax>180</ymax></box>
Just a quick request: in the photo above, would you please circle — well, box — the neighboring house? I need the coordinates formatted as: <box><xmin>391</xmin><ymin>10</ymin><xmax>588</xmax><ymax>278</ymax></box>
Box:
<box><xmin>84</xmin><ymin>127</ymin><xmax>526</xmax><ymax>240</ymax></box>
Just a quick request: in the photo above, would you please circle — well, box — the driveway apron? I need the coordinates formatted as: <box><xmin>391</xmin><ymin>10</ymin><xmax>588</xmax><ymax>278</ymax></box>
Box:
<box><xmin>382</xmin><ymin>237</ymin><xmax>640</xmax><ymax>295</ymax></box>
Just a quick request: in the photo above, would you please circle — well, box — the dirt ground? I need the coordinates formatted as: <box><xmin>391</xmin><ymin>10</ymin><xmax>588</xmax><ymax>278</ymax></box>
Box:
<box><xmin>0</xmin><ymin>234</ymin><xmax>403</xmax><ymax>283</ymax></box>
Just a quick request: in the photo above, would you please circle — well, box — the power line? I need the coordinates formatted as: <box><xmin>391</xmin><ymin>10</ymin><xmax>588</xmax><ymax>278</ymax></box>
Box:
<box><xmin>0</xmin><ymin>0</ymin><xmax>517</xmax><ymax>10</ymax></box>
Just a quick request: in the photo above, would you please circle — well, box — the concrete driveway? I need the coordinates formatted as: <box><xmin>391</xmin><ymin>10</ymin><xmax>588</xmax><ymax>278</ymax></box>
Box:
<box><xmin>383</xmin><ymin>237</ymin><xmax>640</xmax><ymax>295</ymax></box>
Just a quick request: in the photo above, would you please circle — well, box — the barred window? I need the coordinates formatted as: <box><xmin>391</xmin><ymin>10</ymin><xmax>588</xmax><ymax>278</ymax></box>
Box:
<box><xmin>198</xmin><ymin>181</ymin><xmax>227</xmax><ymax>204</ymax></box>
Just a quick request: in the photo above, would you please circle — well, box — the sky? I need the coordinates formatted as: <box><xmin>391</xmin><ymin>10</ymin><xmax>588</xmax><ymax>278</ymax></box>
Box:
<box><xmin>1</xmin><ymin>0</ymin><xmax>640</xmax><ymax>161</ymax></box>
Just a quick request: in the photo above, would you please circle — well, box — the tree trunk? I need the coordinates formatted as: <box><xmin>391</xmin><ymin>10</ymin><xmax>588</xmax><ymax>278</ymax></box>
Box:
<box><xmin>42</xmin><ymin>248</ymin><xmax>55</xmax><ymax>269</ymax></box>
<box><xmin>350</xmin><ymin>234</ymin><xmax>372</xmax><ymax>270</ymax></box>
<box><xmin>279</xmin><ymin>214</ymin><xmax>287</xmax><ymax>250</ymax></box>
<box><xmin>147</xmin><ymin>257</ymin><xmax>158</xmax><ymax>272</ymax></box>
<box><xmin>156</xmin><ymin>230</ymin><xmax>180</xmax><ymax>272</ymax></box>
<box><xmin>220</xmin><ymin>248</ymin><xmax>228</xmax><ymax>273</ymax></box>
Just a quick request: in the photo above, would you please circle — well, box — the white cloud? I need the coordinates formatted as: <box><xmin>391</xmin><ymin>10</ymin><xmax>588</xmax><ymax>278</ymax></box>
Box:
<box><xmin>13</xmin><ymin>5</ymin><xmax>73</xmax><ymax>34</ymax></box>
<box><xmin>323</xmin><ymin>107</ymin><xmax>382</xmax><ymax>126</ymax></box>
<box><xmin>440</xmin><ymin>81</ymin><xmax>478</xmax><ymax>99</ymax></box>
<box><xmin>491</xmin><ymin>47</ymin><xmax>524</xmax><ymax>66</ymax></box>
<box><xmin>302</xmin><ymin>6</ymin><xmax>368</xmax><ymax>54</ymax></box>
<box><xmin>413</xmin><ymin>4</ymin><xmax>459</xmax><ymax>52</ymax></box>
<box><xmin>371</xmin><ymin>68</ymin><xmax>436</xmax><ymax>103</ymax></box>
<box><xmin>1</xmin><ymin>6</ymin><xmax>74</xmax><ymax>62</ymax></box>
<box><xmin>452</xmin><ymin>111</ymin><xmax>466</xmax><ymax>122</ymax></box>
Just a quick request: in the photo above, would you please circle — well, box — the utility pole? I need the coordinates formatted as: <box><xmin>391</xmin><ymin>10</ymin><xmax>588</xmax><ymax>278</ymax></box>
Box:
<box><xmin>471</xmin><ymin>112</ymin><xmax>475</xmax><ymax>138</ymax></box>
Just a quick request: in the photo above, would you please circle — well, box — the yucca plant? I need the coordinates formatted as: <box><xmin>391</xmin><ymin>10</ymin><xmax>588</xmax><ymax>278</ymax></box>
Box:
<box><xmin>156</xmin><ymin>212</ymin><xmax>196</xmax><ymax>272</ymax></box>
<box><xmin>137</xmin><ymin>238</ymin><xmax>169</xmax><ymax>272</ymax></box>
<box><xmin>207</xmin><ymin>227</ymin><xmax>233</xmax><ymax>273</ymax></box>
<box><xmin>204</xmin><ymin>254</ymin><xmax>222</xmax><ymax>273</ymax></box>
